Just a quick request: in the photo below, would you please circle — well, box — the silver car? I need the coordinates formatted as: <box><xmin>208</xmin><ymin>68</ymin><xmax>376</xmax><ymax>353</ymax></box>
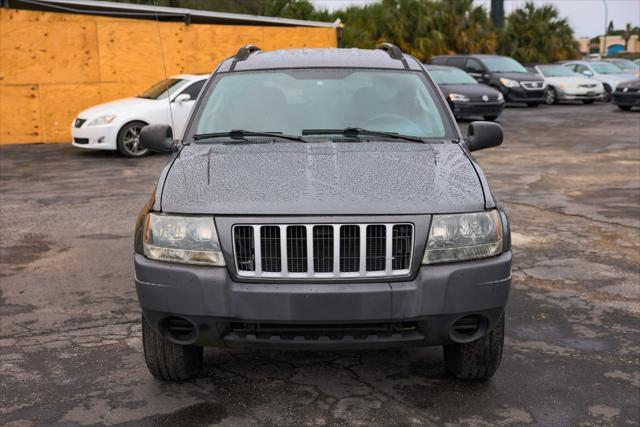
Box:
<box><xmin>562</xmin><ymin>61</ymin><xmax>636</xmax><ymax>100</ymax></box>
<box><xmin>532</xmin><ymin>65</ymin><xmax>605</xmax><ymax>104</ymax></box>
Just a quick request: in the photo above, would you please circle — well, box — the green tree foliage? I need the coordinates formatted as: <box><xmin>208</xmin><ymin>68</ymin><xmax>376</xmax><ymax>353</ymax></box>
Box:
<box><xmin>497</xmin><ymin>2</ymin><xmax>579</xmax><ymax>63</ymax></box>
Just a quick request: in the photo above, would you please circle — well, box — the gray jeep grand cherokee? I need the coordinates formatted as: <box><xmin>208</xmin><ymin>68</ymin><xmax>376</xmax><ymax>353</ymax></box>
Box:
<box><xmin>134</xmin><ymin>44</ymin><xmax>512</xmax><ymax>382</ymax></box>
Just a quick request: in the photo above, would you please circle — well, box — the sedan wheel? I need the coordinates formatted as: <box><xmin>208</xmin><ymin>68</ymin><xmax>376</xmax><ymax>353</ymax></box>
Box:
<box><xmin>545</xmin><ymin>87</ymin><xmax>557</xmax><ymax>105</ymax></box>
<box><xmin>117</xmin><ymin>121</ymin><xmax>149</xmax><ymax>158</ymax></box>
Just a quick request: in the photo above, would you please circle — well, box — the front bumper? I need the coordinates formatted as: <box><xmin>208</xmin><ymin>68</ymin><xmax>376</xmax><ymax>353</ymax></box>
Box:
<box><xmin>135</xmin><ymin>251</ymin><xmax>512</xmax><ymax>349</ymax></box>
<box><xmin>70</xmin><ymin>123</ymin><xmax>118</xmax><ymax>150</ymax></box>
<box><xmin>558</xmin><ymin>87</ymin><xmax>605</xmax><ymax>101</ymax></box>
<box><xmin>450</xmin><ymin>101</ymin><xmax>505</xmax><ymax>119</ymax></box>
<box><xmin>612</xmin><ymin>92</ymin><xmax>640</xmax><ymax>107</ymax></box>
<box><xmin>501</xmin><ymin>86</ymin><xmax>545</xmax><ymax>103</ymax></box>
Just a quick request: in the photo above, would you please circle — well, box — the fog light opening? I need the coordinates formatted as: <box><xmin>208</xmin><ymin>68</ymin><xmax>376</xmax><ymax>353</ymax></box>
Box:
<box><xmin>449</xmin><ymin>314</ymin><xmax>488</xmax><ymax>343</ymax></box>
<box><xmin>161</xmin><ymin>316</ymin><xmax>198</xmax><ymax>343</ymax></box>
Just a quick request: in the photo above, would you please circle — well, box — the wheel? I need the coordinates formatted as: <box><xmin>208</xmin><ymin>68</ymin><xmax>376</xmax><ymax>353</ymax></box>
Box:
<box><xmin>602</xmin><ymin>84</ymin><xmax>612</xmax><ymax>102</ymax></box>
<box><xmin>526</xmin><ymin>102</ymin><xmax>539</xmax><ymax>107</ymax></box>
<box><xmin>142</xmin><ymin>314</ymin><xmax>203</xmax><ymax>381</ymax></box>
<box><xmin>618</xmin><ymin>105</ymin><xmax>632</xmax><ymax>111</ymax></box>
<box><xmin>583</xmin><ymin>100</ymin><xmax>595</xmax><ymax>105</ymax></box>
<box><xmin>443</xmin><ymin>314</ymin><xmax>505</xmax><ymax>380</ymax></box>
<box><xmin>545</xmin><ymin>87</ymin><xmax>557</xmax><ymax>105</ymax></box>
<box><xmin>483</xmin><ymin>115</ymin><xmax>499</xmax><ymax>121</ymax></box>
<box><xmin>116</xmin><ymin>121</ymin><xmax>149</xmax><ymax>158</ymax></box>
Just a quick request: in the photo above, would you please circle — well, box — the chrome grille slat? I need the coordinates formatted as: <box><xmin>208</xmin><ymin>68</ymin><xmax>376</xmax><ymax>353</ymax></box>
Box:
<box><xmin>233</xmin><ymin>223</ymin><xmax>414</xmax><ymax>279</ymax></box>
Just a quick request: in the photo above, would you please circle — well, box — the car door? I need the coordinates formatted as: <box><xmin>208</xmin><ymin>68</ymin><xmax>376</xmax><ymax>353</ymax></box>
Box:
<box><xmin>171</xmin><ymin>80</ymin><xmax>205</xmax><ymax>138</ymax></box>
<box><xmin>465</xmin><ymin>58</ymin><xmax>487</xmax><ymax>83</ymax></box>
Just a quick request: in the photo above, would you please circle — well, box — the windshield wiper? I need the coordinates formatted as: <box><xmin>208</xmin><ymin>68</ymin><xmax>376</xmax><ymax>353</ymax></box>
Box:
<box><xmin>193</xmin><ymin>130</ymin><xmax>307</xmax><ymax>143</ymax></box>
<box><xmin>302</xmin><ymin>127</ymin><xmax>424</xmax><ymax>143</ymax></box>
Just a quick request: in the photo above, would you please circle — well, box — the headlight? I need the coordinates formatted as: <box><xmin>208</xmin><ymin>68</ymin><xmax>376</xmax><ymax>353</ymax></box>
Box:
<box><xmin>499</xmin><ymin>78</ymin><xmax>520</xmax><ymax>88</ymax></box>
<box><xmin>87</xmin><ymin>115</ymin><xmax>117</xmax><ymax>126</ymax></box>
<box><xmin>422</xmin><ymin>210</ymin><xmax>503</xmax><ymax>264</ymax></box>
<box><xmin>448</xmin><ymin>93</ymin><xmax>470</xmax><ymax>102</ymax></box>
<box><xmin>143</xmin><ymin>213</ymin><xmax>225</xmax><ymax>266</ymax></box>
<box><xmin>497</xmin><ymin>92</ymin><xmax>504</xmax><ymax>101</ymax></box>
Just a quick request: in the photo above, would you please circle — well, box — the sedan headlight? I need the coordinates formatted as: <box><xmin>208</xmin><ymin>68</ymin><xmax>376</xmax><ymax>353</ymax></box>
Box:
<box><xmin>497</xmin><ymin>92</ymin><xmax>504</xmax><ymax>101</ymax></box>
<box><xmin>87</xmin><ymin>114</ymin><xmax>117</xmax><ymax>126</ymax></box>
<box><xmin>143</xmin><ymin>213</ymin><xmax>225</xmax><ymax>266</ymax></box>
<box><xmin>448</xmin><ymin>93</ymin><xmax>470</xmax><ymax>102</ymax></box>
<box><xmin>499</xmin><ymin>78</ymin><xmax>520</xmax><ymax>88</ymax></box>
<box><xmin>422</xmin><ymin>210</ymin><xmax>503</xmax><ymax>264</ymax></box>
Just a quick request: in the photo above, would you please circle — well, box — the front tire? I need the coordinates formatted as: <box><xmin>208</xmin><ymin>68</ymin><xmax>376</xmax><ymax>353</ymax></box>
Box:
<box><xmin>545</xmin><ymin>87</ymin><xmax>558</xmax><ymax>105</ymax></box>
<box><xmin>443</xmin><ymin>314</ymin><xmax>505</xmax><ymax>380</ymax></box>
<box><xmin>583</xmin><ymin>99</ymin><xmax>595</xmax><ymax>105</ymax></box>
<box><xmin>116</xmin><ymin>121</ymin><xmax>149</xmax><ymax>158</ymax></box>
<box><xmin>526</xmin><ymin>102</ymin><xmax>539</xmax><ymax>107</ymax></box>
<box><xmin>618</xmin><ymin>105</ymin><xmax>632</xmax><ymax>111</ymax></box>
<box><xmin>483</xmin><ymin>115</ymin><xmax>499</xmax><ymax>121</ymax></box>
<box><xmin>142</xmin><ymin>315</ymin><xmax>203</xmax><ymax>381</ymax></box>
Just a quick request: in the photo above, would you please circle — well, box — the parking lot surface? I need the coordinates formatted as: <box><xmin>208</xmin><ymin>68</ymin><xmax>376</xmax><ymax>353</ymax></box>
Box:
<box><xmin>1</xmin><ymin>103</ymin><xmax>639</xmax><ymax>426</ymax></box>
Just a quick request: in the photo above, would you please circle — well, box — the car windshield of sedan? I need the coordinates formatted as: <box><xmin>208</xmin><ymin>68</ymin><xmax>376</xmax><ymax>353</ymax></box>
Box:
<box><xmin>611</xmin><ymin>60</ymin><xmax>639</xmax><ymax>71</ymax></box>
<box><xmin>138</xmin><ymin>78</ymin><xmax>184</xmax><ymax>99</ymax></box>
<box><xmin>591</xmin><ymin>63</ymin><xmax>625</xmax><ymax>74</ymax></box>
<box><xmin>191</xmin><ymin>68</ymin><xmax>451</xmax><ymax>139</ymax></box>
<box><xmin>538</xmin><ymin>65</ymin><xmax>578</xmax><ymax>77</ymax></box>
<box><xmin>482</xmin><ymin>57</ymin><xmax>528</xmax><ymax>73</ymax></box>
<box><xmin>429</xmin><ymin>68</ymin><xmax>478</xmax><ymax>85</ymax></box>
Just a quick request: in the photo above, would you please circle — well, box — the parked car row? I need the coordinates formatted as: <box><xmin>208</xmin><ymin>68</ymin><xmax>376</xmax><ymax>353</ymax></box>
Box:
<box><xmin>426</xmin><ymin>54</ymin><xmax>639</xmax><ymax>120</ymax></box>
<box><xmin>71</xmin><ymin>51</ymin><xmax>639</xmax><ymax>157</ymax></box>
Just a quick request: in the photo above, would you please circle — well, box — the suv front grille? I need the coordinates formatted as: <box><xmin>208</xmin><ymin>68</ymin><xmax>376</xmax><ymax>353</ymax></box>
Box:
<box><xmin>520</xmin><ymin>81</ymin><xmax>544</xmax><ymax>90</ymax></box>
<box><xmin>233</xmin><ymin>223</ymin><xmax>414</xmax><ymax>279</ymax></box>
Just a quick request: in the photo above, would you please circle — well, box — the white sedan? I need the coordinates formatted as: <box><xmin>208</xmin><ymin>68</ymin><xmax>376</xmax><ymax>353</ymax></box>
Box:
<box><xmin>71</xmin><ymin>74</ymin><xmax>207</xmax><ymax>157</ymax></box>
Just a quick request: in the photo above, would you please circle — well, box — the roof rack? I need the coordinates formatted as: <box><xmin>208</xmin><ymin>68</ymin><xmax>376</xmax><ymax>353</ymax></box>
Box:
<box><xmin>229</xmin><ymin>45</ymin><xmax>261</xmax><ymax>71</ymax></box>
<box><xmin>376</xmin><ymin>43</ymin><xmax>409</xmax><ymax>69</ymax></box>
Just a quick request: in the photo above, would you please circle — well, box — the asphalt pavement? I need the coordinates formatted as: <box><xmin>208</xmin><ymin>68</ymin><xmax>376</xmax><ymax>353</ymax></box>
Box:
<box><xmin>1</xmin><ymin>102</ymin><xmax>639</xmax><ymax>426</ymax></box>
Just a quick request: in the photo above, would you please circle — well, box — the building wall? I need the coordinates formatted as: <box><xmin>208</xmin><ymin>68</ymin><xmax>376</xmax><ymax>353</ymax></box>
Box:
<box><xmin>0</xmin><ymin>8</ymin><xmax>337</xmax><ymax>144</ymax></box>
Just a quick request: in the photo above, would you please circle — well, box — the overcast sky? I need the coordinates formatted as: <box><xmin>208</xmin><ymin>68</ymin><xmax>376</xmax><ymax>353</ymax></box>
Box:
<box><xmin>311</xmin><ymin>0</ymin><xmax>640</xmax><ymax>38</ymax></box>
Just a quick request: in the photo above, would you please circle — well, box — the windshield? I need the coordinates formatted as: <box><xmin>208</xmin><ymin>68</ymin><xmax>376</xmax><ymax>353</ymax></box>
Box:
<box><xmin>429</xmin><ymin>68</ymin><xmax>477</xmax><ymax>85</ymax></box>
<box><xmin>538</xmin><ymin>65</ymin><xmax>578</xmax><ymax>77</ymax></box>
<box><xmin>611</xmin><ymin>60</ymin><xmax>639</xmax><ymax>71</ymax></box>
<box><xmin>138</xmin><ymin>78</ymin><xmax>184</xmax><ymax>99</ymax></box>
<box><xmin>191</xmin><ymin>69</ymin><xmax>451</xmax><ymax>139</ymax></box>
<box><xmin>483</xmin><ymin>57</ymin><xmax>528</xmax><ymax>73</ymax></box>
<box><xmin>591</xmin><ymin>63</ymin><xmax>626</xmax><ymax>74</ymax></box>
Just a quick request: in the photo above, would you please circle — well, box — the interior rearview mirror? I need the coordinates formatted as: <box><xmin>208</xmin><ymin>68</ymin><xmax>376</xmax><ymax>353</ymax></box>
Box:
<box><xmin>174</xmin><ymin>93</ymin><xmax>191</xmax><ymax>104</ymax></box>
<box><xmin>139</xmin><ymin>124</ymin><xmax>176</xmax><ymax>153</ymax></box>
<box><xmin>466</xmin><ymin>121</ymin><xmax>503</xmax><ymax>152</ymax></box>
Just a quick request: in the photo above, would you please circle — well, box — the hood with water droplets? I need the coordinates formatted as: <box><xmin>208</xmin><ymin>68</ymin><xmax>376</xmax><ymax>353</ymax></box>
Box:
<box><xmin>160</xmin><ymin>141</ymin><xmax>485</xmax><ymax>215</ymax></box>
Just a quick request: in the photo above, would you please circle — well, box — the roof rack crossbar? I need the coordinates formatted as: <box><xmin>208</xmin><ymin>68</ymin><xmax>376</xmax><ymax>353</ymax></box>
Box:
<box><xmin>229</xmin><ymin>45</ymin><xmax>261</xmax><ymax>71</ymax></box>
<box><xmin>376</xmin><ymin>43</ymin><xmax>409</xmax><ymax>69</ymax></box>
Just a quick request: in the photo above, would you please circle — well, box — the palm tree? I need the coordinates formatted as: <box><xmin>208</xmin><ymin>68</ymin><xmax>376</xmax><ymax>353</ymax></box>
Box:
<box><xmin>497</xmin><ymin>2</ymin><xmax>579</xmax><ymax>63</ymax></box>
<box><xmin>623</xmin><ymin>23</ymin><xmax>633</xmax><ymax>51</ymax></box>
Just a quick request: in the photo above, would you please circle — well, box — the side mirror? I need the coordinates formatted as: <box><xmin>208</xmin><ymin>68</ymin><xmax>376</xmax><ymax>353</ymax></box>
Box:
<box><xmin>466</xmin><ymin>121</ymin><xmax>503</xmax><ymax>152</ymax></box>
<box><xmin>139</xmin><ymin>124</ymin><xmax>176</xmax><ymax>153</ymax></box>
<box><xmin>582</xmin><ymin>70</ymin><xmax>593</xmax><ymax>77</ymax></box>
<box><xmin>173</xmin><ymin>93</ymin><xmax>191</xmax><ymax>104</ymax></box>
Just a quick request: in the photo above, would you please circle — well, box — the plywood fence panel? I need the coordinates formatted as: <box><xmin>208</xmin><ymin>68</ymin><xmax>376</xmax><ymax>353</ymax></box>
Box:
<box><xmin>0</xmin><ymin>7</ymin><xmax>337</xmax><ymax>144</ymax></box>
<box><xmin>263</xmin><ymin>27</ymin><xmax>336</xmax><ymax>50</ymax></box>
<box><xmin>97</xmin><ymin>21</ymin><xmax>185</xmax><ymax>84</ymax></box>
<box><xmin>0</xmin><ymin>21</ymin><xmax>100</xmax><ymax>85</ymax></box>
<box><xmin>39</xmin><ymin>83</ymin><xmax>102</xmax><ymax>142</ymax></box>
<box><xmin>0</xmin><ymin>85</ymin><xmax>42</xmax><ymax>143</ymax></box>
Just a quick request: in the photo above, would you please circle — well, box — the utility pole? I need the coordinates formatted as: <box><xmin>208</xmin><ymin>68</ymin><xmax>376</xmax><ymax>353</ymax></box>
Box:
<box><xmin>491</xmin><ymin>0</ymin><xmax>505</xmax><ymax>28</ymax></box>
<box><xmin>602</xmin><ymin>0</ymin><xmax>608</xmax><ymax>57</ymax></box>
